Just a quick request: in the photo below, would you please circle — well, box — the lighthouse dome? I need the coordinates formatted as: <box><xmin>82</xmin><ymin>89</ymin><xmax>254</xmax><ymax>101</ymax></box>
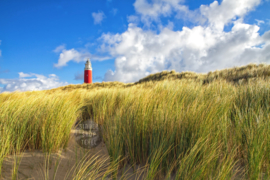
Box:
<box><xmin>85</xmin><ymin>59</ymin><xmax>92</xmax><ymax>70</ymax></box>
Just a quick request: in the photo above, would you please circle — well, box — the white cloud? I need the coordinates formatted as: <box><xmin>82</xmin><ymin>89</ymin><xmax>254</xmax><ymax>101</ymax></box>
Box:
<box><xmin>255</xmin><ymin>19</ymin><xmax>265</xmax><ymax>26</ymax></box>
<box><xmin>54</xmin><ymin>48</ymin><xmax>88</xmax><ymax>67</ymax></box>
<box><xmin>0</xmin><ymin>73</ymin><xmax>68</xmax><ymax>93</ymax></box>
<box><xmin>92</xmin><ymin>11</ymin><xmax>106</xmax><ymax>25</ymax></box>
<box><xmin>19</xmin><ymin>72</ymin><xmax>32</xmax><ymax>78</ymax></box>
<box><xmin>53</xmin><ymin>46</ymin><xmax>111</xmax><ymax>68</ymax></box>
<box><xmin>133</xmin><ymin>0</ymin><xmax>199</xmax><ymax>27</ymax></box>
<box><xmin>53</xmin><ymin>44</ymin><xmax>66</xmax><ymax>53</ymax></box>
<box><xmin>134</xmin><ymin>0</ymin><xmax>184</xmax><ymax>19</ymax></box>
<box><xmin>127</xmin><ymin>15</ymin><xmax>140</xmax><ymax>24</ymax></box>
<box><xmin>166</xmin><ymin>20</ymin><xmax>174</xmax><ymax>30</ymax></box>
<box><xmin>263</xmin><ymin>30</ymin><xmax>270</xmax><ymax>41</ymax></box>
<box><xmin>100</xmin><ymin>0</ymin><xmax>270</xmax><ymax>83</ymax></box>
<box><xmin>133</xmin><ymin>0</ymin><xmax>261</xmax><ymax>29</ymax></box>
<box><xmin>200</xmin><ymin>0</ymin><xmax>261</xmax><ymax>31</ymax></box>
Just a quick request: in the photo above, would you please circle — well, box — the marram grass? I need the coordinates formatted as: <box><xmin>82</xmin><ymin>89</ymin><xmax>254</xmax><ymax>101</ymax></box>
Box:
<box><xmin>0</xmin><ymin>63</ymin><xmax>270</xmax><ymax>179</ymax></box>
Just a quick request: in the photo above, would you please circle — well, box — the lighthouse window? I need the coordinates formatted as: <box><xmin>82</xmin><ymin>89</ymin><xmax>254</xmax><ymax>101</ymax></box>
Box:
<box><xmin>87</xmin><ymin>74</ymin><xmax>88</xmax><ymax>76</ymax></box>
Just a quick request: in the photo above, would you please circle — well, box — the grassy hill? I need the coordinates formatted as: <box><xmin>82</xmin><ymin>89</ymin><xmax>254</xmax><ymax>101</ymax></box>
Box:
<box><xmin>46</xmin><ymin>63</ymin><xmax>270</xmax><ymax>93</ymax></box>
<box><xmin>138</xmin><ymin>63</ymin><xmax>270</xmax><ymax>84</ymax></box>
<box><xmin>0</xmin><ymin>63</ymin><xmax>270</xmax><ymax>179</ymax></box>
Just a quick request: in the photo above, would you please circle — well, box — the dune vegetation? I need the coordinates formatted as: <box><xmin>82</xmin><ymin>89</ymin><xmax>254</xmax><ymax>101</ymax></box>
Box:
<box><xmin>0</xmin><ymin>63</ymin><xmax>270</xmax><ymax>179</ymax></box>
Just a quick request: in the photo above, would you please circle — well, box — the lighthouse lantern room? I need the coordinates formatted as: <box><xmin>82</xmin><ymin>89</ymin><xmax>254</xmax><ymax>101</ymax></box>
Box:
<box><xmin>84</xmin><ymin>59</ymin><xmax>92</xmax><ymax>84</ymax></box>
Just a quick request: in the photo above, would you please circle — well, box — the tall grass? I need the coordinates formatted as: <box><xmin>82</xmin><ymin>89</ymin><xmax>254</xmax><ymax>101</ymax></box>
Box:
<box><xmin>0</xmin><ymin>90</ymin><xmax>88</xmax><ymax>178</ymax></box>
<box><xmin>0</xmin><ymin>63</ymin><xmax>269</xmax><ymax>179</ymax></box>
<box><xmin>85</xmin><ymin>78</ymin><xmax>270</xmax><ymax>179</ymax></box>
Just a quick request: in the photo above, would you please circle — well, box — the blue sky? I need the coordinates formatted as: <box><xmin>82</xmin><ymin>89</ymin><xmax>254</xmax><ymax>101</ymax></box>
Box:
<box><xmin>0</xmin><ymin>0</ymin><xmax>270</xmax><ymax>92</ymax></box>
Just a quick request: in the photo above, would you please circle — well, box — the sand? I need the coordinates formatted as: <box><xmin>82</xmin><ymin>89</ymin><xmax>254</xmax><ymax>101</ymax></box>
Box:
<box><xmin>0</xmin><ymin>119</ymin><xmax>149</xmax><ymax>180</ymax></box>
<box><xmin>1</xmin><ymin>129</ymin><xmax>110</xmax><ymax>180</ymax></box>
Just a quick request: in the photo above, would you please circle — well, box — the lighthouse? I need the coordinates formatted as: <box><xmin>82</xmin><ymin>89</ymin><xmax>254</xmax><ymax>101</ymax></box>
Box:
<box><xmin>84</xmin><ymin>59</ymin><xmax>92</xmax><ymax>84</ymax></box>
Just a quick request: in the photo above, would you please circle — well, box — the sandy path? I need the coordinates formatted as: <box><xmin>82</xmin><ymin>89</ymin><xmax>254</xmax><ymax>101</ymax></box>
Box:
<box><xmin>0</xmin><ymin>119</ymin><xmax>150</xmax><ymax>180</ymax></box>
<box><xmin>1</xmin><ymin>128</ymin><xmax>110</xmax><ymax>180</ymax></box>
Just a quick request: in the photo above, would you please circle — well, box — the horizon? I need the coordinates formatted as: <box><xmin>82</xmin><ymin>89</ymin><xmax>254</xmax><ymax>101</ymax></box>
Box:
<box><xmin>0</xmin><ymin>0</ymin><xmax>270</xmax><ymax>92</ymax></box>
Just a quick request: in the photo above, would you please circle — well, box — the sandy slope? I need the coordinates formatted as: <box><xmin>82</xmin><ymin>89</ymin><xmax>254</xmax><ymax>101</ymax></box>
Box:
<box><xmin>0</xmin><ymin>121</ymin><xmax>149</xmax><ymax>180</ymax></box>
<box><xmin>1</xmin><ymin>129</ymin><xmax>109</xmax><ymax>180</ymax></box>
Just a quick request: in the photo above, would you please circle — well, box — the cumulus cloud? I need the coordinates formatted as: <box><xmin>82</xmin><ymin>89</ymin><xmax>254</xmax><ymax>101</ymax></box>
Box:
<box><xmin>133</xmin><ymin>0</ymin><xmax>262</xmax><ymax>29</ymax></box>
<box><xmin>19</xmin><ymin>72</ymin><xmax>32</xmax><ymax>78</ymax></box>
<box><xmin>54</xmin><ymin>48</ymin><xmax>88</xmax><ymax>67</ymax></box>
<box><xmin>200</xmin><ymin>0</ymin><xmax>261</xmax><ymax>30</ymax></box>
<box><xmin>133</xmin><ymin>0</ymin><xmax>201</xmax><ymax>26</ymax></box>
<box><xmin>92</xmin><ymin>11</ymin><xmax>106</xmax><ymax>25</ymax></box>
<box><xmin>134</xmin><ymin>0</ymin><xmax>184</xmax><ymax>19</ymax></box>
<box><xmin>127</xmin><ymin>15</ymin><xmax>140</xmax><ymax>24</ymax></box>
<box><xmin>53</xmin><ymin>44</ymin><xmax>66</xmax><ymax>53</ymax></box>
<box><xmin>255</xmin><ymin>19</ymin><xmax>265</xmax><ymax>26</ymax></box>
<box><xmin>53</xmin><ymin>45</ymin><xmax>111</xmax><ymax>68</ymax></box>
<box><xmin>0</xmin><ymin>73</ymin><xmax>68</xmax><ymax>93</ymax></box>
<box><xmin>100</xmin><ymin>0</ymin><xmax>270</xmax><ymax>83</ymax></box>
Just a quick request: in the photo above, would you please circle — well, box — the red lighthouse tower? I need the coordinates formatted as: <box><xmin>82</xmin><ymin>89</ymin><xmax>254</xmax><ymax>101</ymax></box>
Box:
<box><xmin>84</xmin><ymin>59</ymin><xmax>92</xmax><ymax>84</ymax></box>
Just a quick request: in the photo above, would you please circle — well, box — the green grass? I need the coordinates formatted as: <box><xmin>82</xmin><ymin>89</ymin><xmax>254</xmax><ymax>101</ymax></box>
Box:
<box><xmin>0</xmin><ymin>63</ymin><xmax>270</xmax><ymax>179</ymax></box>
